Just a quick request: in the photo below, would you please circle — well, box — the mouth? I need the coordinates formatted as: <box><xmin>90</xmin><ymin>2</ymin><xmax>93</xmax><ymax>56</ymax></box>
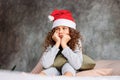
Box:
<box><xmin>59</xmin><ymin>35</ymin><xmax>63</xmax><ymax>38</ymax></box>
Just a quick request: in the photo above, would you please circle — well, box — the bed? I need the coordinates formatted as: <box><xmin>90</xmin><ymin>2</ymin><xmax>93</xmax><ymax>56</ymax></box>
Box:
<box><xmin>0</xmin><ymin>60</ymin><xmax>120</xmax><ymax>80</ymax></box>
<box><xmin>76</xmin><ymin>60</ymin><xmax>120</xmax><ymax>76</ymax></box>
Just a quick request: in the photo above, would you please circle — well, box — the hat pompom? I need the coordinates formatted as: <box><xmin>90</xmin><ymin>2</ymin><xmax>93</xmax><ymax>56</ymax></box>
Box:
<box><xmin>48</xmin><ymin>15</ymin><xmax>54</xmax><ymax>21</ymax></box>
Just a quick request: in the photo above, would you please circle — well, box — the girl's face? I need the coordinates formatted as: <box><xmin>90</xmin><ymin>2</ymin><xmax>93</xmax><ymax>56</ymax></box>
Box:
<box><xmin>55</xmin><ymin>26</ymin><xmax>70</xmax><ymax>38</ymax></box>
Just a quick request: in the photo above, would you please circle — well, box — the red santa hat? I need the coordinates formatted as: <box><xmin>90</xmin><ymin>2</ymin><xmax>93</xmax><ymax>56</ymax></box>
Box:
<box><xmin>48</xmin><ymin>9</ymin><xmax>76</xmax><ymax>29</ymax></box>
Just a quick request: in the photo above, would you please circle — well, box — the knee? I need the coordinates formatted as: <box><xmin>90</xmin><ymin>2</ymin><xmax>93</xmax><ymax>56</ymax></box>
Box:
<box><xmin>62</xmin><ymin>63</ymin><xmax>76</xmax><ymax>76</ymax></box>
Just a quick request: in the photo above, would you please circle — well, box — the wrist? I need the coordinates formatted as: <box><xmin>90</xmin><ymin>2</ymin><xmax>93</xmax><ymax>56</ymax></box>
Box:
<box><xmin>55</xmin><ymin>42</ymin><xmax>60</xmax><ymax>48</ymax></box>
<box><xmin>61</xmin><ymin>42</ymin><xmax>67</xmax><ymax>48</ymax></box>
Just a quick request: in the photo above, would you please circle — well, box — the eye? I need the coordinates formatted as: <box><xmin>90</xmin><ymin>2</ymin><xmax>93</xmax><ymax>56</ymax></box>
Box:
<box><xmin>63</xmin><ymin>27</ymin><xmax>67</xmax><ymax>30</ymax></box>
<box><xmin>55</xmin><ymin>28</ymin><xmax>58</xmax><ymax>30</ymax></box>
<box><xmin>55</xmin><ymin>28</ymin><xmax>60</xmax><ymax>31</ymax></box>
<box><xmin>63</xmin><ymin>28</ymin><xmax>66</xmax><ymax>30</ymax></box>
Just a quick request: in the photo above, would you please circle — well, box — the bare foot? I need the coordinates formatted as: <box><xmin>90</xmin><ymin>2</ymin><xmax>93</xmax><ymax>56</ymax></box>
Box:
<box><xmin>63</xmin><ymin>72</ymin><xmax>73</xmax><ymax>77</ymax></box>
<box><xmin>39</xmin><ymin>72</ymin><xmax>46</xmax><ymax>76</ymax></box>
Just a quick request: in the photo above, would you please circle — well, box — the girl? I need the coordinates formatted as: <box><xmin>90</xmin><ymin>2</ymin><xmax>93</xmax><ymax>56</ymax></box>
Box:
<box><xmin>32</xmin><ymin>9</ymin><xmax>83</xmax><ymax>76</ymax></box>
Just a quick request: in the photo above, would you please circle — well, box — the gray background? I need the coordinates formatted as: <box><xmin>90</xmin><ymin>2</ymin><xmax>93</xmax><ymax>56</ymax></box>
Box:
<box><xmin>0</xmin><ymin>0</ymin><xmax>120</xmax><ymax>72</ymax></box>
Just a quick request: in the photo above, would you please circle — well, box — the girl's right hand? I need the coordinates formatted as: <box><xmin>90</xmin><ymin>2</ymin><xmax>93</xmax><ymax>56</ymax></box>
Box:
<box><xmin>52</xmin><ymin>32</ymin><xmax>61</xmax><ymax>48</ymax></box>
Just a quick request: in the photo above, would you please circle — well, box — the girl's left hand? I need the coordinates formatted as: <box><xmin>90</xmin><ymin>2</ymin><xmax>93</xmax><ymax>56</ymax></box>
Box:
<box><xmin>61</xmin><ymin>34</ymin><xmax>71</xmax><ymax>48</ymax></box>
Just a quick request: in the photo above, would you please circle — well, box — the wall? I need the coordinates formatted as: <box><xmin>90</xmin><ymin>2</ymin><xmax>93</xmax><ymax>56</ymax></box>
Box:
<box><xmin>0</xmin><ymin>0</ymin><xmax>120</xmax><ymax>72</ymax></box>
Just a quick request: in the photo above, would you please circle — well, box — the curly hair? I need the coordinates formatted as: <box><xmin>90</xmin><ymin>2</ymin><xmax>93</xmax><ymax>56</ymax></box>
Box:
<box><xmin>43</xmin><ymin>27</ymin><xmax>82</xmax><ymax>51</ymax></box>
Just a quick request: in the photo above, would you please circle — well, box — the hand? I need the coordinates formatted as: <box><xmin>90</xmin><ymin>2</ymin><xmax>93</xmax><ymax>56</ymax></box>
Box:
<box><xmin>52</xmin><ymin>31</ymin><xmax>61</xmax><ymax>48</ymax></box>
<box><xmin>61</xmin><ymin>34</ymin><xmax>71</xmax><ymax>48</ymax></box>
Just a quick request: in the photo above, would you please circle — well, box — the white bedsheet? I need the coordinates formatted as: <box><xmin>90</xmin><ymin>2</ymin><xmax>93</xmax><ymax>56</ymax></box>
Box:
<box><xmin>0</xmin><ymin>70</ymin><xmax>119</xmax><ymax>80</ymax></box>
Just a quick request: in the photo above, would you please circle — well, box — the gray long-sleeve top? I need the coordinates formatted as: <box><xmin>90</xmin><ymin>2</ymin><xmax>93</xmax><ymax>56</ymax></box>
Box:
<box><xmin>41</xmin><ymin>40</ymin><xmax>83</xmax><ymax>70</ymax></box>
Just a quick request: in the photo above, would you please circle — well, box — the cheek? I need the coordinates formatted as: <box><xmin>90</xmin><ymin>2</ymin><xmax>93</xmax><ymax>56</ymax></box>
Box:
<box><xmin>64</xmin><ymin>30</ymin><xmax>69</xmax><ymax>35</ymax></box>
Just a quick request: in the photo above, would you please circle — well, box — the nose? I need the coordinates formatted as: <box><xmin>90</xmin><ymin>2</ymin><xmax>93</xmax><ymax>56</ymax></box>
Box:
<box><xmin>59</xmin><ymin>28</ymin><xmax>63</xmax><ymax>33</ymax></box>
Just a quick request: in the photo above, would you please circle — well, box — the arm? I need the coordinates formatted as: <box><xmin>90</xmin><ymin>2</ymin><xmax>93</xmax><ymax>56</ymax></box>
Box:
<box><xmin>40</xmin><ymin>45</ymin><xmax>59</xmax><ymax>68</ymax></box>
<box><xmin>61</xmin><ymin>40</ymin><xmax>83</xmax><ymax>70</ymax></box>
<box><xmin>31</xmin><ymin>46</ymin><xmax>59</xmax><ymax>73</ymax></box>
<box><xmin>41</xmin><ymin>31</ymin><xmax>61</xmax><ymax>68</ymax></box>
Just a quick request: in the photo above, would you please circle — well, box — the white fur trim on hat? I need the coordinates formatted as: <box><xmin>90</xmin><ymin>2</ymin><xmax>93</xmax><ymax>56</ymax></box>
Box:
<box><xmin>52</xmin><ymin>19</ymin><xmax>76</xmax><ymax>29</ymax></box>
